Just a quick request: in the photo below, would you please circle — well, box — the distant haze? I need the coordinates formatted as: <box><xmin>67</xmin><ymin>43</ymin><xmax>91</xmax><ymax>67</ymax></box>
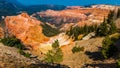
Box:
<box><xmin>17</xmin><ymin>0</ymin><xmax>120</xmax><ymax>6</ymax></box>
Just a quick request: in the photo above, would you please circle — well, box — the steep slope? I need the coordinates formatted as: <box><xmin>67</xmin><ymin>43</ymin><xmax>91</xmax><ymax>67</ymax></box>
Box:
<box><xmin>0</xmin><ymin>43</ymin><xmax>69</xmax><ymax>68</ymax></box>
<box><xmin>33</xmin><ymin>8</ymin><xmax>109</xmax><ymax>27</ymax></box>
<box><xmin>5</xmin><ymin>13</ymin><xmax>73</xmax><ymax>54</ymax></box>
<box><xmin>5</xmin><ymin>13</ymin><xmax>49</xmax><ymax>49</ymax></box>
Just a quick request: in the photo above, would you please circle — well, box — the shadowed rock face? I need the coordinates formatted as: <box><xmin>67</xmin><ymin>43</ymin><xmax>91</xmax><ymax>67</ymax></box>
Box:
<box><xmin>5</xmin><ymin>13</ymin><xmax>49</xmax><ymax>49</ymax></box>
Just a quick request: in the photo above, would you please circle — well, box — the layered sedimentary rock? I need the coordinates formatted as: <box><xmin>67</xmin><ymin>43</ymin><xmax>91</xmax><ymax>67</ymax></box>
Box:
<box><xmin>5</xmin><ymin>13</ymin><xmax>49</xmax><ymax>49</ymax></box>
<box><xmin>33</xmin><ymin>8</ymin><xmax>109</xmax><ymax>31</ymax></box>
<box><xmin>5</xmin><ymin>13</ymin><xmax>73</xmax><ymax>54</ymax></box>
<box><xmin>91</xmin><ymin>5</ymin><xmax>119</xmax><ymax>10</ymax></box>
<box><xmin>0</xmin><ymin>27</ymin><xmax>4</xmax><ymax>38</ymax></box>
<box><xmin>33</xmin><ymin>9</ymin><xmax>87</xmax><ymax>26</ymax></box>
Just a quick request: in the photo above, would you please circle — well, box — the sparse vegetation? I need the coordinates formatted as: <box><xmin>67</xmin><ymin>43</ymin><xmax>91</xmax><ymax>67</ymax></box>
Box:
<box><xmin>66</xmin><ymin>24</ymin><xmax>98</xmax><ymax>40</ymax></box>
<box><xmin>72</xmin><ymin>46</ymin><xmax>84</xmax><ymax>53</ymax></box>
<box><xmin>116</xmin><ymin>56</ymin><xmax>120</xmax><ymax>68</ymax></box>
<box><xmin>18</xmin><ymin>50</ymin><xmax>31</xmax><ymax>58</ymax></box>
<box><xmin>0</xmin><ymin>37</ymin><xmax>25</xmax><ymax>50</ymax></box>
<box><xmin>0</xmin><ymin>37</ymin><xmax>31</xmax><ymax>58</ymax></box>
<box><xmin>66</xmin><ymin>10</ymin><xmax>117</xmax><ymax>40</ymax></box>
<box><xmin>96</xmin><ymin>11</ymin><xmax>117</xmax><ymax>36</ymax></box>
<box><xmin>41</xmin><ymin>23</ymin><xmax>60</xmax><ymax>37</ymax></box>
<box><xmin>44</xmin><ymin>40</ymin><xmax>63</xmax><ymax>63</ymax></box>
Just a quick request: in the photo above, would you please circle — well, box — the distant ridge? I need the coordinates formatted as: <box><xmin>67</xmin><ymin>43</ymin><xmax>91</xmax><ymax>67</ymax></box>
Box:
<box><xmin>24</xmin><ymin>4</ymin><xmax>66</xmax><ymax>14</ymax></box>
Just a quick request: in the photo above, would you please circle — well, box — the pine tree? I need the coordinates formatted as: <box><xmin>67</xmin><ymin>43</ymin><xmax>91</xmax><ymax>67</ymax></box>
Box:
<box><xmin>101</xmin><ymin>36</ymin><xmax>112</xmax><ymax>59</ymax></box>
<box><xmin>117</xmin><ymin>8</ymin><xmax>120</xmax><ymax>18</ymax></box>
<box><xmin>96</xmin><ymin>19</ymin><xmax>109</xmax><ymax>36</ymax></box>
<box><xmin>109</xmin><ymin>21</ymin><xmax>117</xmax><ymax>34</ymax></box>
<box><xmin>101</xmin><ymin>36</ymin><xmax>117</xmax><ymax>59</ymax></box>
<box><xmin>107</xmin><ymin>11</ymin><xmax>115</xmax><ymax>23</ymax></box>
<box><xmin>45</xmin><ymin>40</ymin><xmax>63</xmax><ymax>63</ymax></box>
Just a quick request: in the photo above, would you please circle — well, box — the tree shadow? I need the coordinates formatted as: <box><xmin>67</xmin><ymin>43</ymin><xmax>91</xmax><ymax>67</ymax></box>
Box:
<box><xmin>85</xmin><ymin>45</ymin><xmax>119</xmax><ymax>61</ymax></box>
<box><xmin>28</xmin><ymin>63</ymin><xmax>70</xmax><ymax>68</ymax></box>
<box><xmin>85</xmin><ymin>47</ymin><xmax>105</xmax><ymax>61</ymax></box>
<box><xmin>85</xmin><ymin>51</ymin><xmax>104</xmax><ymax>61</ymax></box>
<box><xmin>82</xmin><ymin>63</ymin><xmax>117</xmax><ymax>68</ymax></box>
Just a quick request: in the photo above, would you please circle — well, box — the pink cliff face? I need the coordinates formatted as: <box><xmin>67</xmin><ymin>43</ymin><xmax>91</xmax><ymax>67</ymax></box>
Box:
<box><xmin>33</xmin><ymin>8</ymin><xmax>109</xmax><ymax>27</ymax></box>
<box><xmin>5</xmin><ymin>13</ymin><xmax>49</xmax><ymax>49</ymax></box>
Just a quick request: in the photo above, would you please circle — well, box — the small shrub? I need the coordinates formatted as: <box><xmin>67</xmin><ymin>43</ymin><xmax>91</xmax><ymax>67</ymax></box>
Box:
<box><xmin>116</xmin><ymin>58</ymin><xmax>120</xmax><ymax>68</ymax></box>
<box><xmin>0</xmin><ymin>37</ymin><xmax>25</xmax><ymax>50</ymax></box>
<box><xmin>18</xmin><ymin>50</ymin><xmax>31</xmax><ymax>58</ymax></box>
<box><xmin>72</xmin><ymin>46</ymin><xmax>84</xmax><ymax>53</ymax></box>
<box><xmin>0</xmin><ymin>37</ymin><xmax>31</xmax><ymax>58</ymax></box>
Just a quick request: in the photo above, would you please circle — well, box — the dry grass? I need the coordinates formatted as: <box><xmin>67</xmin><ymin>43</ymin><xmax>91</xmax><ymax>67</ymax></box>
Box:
<box><xmin>61</xmin><ymin>37</ymin><xmax>106</xmax><ymax>68</ymax></box>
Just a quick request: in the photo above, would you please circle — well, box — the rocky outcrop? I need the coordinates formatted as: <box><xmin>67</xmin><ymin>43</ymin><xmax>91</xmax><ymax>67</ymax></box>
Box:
<box><xmin>91</xmin><ymin>5</ymin><xmax>119</xmax><ymax>10</ymax></box>
<box><xmin>33</xmin><ymin>9</ymin><xmax>87</xmax><ymax>26</ymax></box>
<box><xmin>0</xmin><ymin>27</ymin><xmax>4</xmax><ymax>38</ymax></box>
<box><xmin>33</xmin><ymin>8</ymin><xmax>109</xmax><ymax>27</ymax></box>
<box><xmin>5</xmin><ymin>13</ymin><xmax>73</xmax><ymax>54</ymax></box>
<box><xmin>5</xmin><ymin>13</ymin><xmax>49</xmax><ymax>49</ymax></box>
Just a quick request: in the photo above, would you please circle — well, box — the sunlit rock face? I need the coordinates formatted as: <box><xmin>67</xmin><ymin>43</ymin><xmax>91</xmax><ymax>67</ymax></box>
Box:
<box><xmin>38</xmin><ymin>33</ymin><xmax>73</xmax><ymax>53</ymax></box>
<box><xmin>33</xmin><ymin>8</ymin><xmax>109</xmax><ymax>31</ymax></box>
<box><xmin>5</xmin><ymin>13</ymin><xmax>73</xmax><ymax>54</ymax></box>
<box><xmin>5</xmin><ymin>13</ymin><xmax>49</xmax><ymax>49</ymax></box>
<box><xmin>33</xmin><ymin>9</ymin><xmax>87</xmax><ymax>26</ymax></box>
<box><xmin>91</xmin><ymin>5</ymin><xmax>119</xmax><ymax>10</ymax></box>
<box><xmin>0</xmin><ymin>27</ymin><xmax>4</xmax><ymax>38</ymax></box>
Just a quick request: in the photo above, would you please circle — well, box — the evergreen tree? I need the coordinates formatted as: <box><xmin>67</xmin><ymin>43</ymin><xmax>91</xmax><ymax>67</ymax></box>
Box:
<box><xmin>107</xmin><ymin>11</ymin><xmax>115</xmax><ymax>23</ymax></box>
<box><xmin>45</xmin><ymin>40</ymin><xmax>63</xmax><ymax>63</ymax></box>
<box><xmin>101</xmin><ymin>36</ymin><xmax>117</xmax><ymax>59</ymax></box>
<box><xmin>109</xmin><ymin>21</ymin><xmax>117</xmax><ymax>34</ymax></box>
<box><xmin>96</xmin><ymin>19</ymin><xmax>109</xmax><ymax>36</ymax></box>
<box><xmin>101</xmin><ymin>36</ymin><xmax>112</xmax><ymax>59</ymax></box>
<box><xmin>117</xmin><ymin>8</ymin><xmax>120</xmax><ymax>18</ymax></box>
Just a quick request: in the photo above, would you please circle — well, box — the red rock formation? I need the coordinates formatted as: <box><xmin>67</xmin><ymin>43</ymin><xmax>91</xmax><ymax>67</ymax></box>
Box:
<box><xmin>0</xmin><ymin>27</ymin><xmax>4</xmax><ymax>38</ymax></box>
<box><xmin>33</xmin><ymin>8</ymin><xmax>109</xmax><ymax>27</ymax></box>
<box><xmin>4</xmin><ymin>13</ymin><xmax>74</xmax><ymax>54</ymax></box>
<box><xmin>66</xmin><ymin>6</ymin><xmax>83</xmax><ymax>9</ymax></box>
<box><xmin>5</xmin><ymin>13</ymin><xmax>49</xmax><ymax>49</ymax></box>
<box><xmin>33</xmin><ymin>9</ymin><xmax>87</xmax><ymax>26</ymax></box>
